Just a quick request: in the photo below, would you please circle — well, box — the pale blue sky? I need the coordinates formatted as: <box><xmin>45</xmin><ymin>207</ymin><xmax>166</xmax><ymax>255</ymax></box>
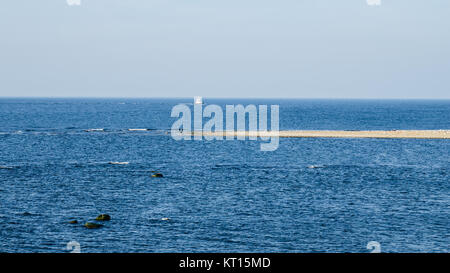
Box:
<box><xmin>0</xmin><ymin>0</ymin><xmax>449</xmax><ymax>98</ymax></box>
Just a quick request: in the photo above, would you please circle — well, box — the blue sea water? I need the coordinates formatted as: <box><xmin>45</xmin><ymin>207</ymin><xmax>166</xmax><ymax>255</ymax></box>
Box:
<box><xmin>0</xmin><ymin>98</ymin><xmax>449</xmax><ymax>253</ymax></box>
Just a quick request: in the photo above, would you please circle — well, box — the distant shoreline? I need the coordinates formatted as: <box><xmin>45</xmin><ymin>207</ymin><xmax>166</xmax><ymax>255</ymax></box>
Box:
<box><xmin>195</xmin><ymin>130</ymin><xmax>450</xmax><ymax>139</ymax></box>
<box><xmin>1</xmin><ymin>97</ymin><xmax>450</xmax><ymax>101</ymax></box>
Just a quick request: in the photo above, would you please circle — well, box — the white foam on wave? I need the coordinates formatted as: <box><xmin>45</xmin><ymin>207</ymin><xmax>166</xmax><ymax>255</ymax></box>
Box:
<box><xmin>108</xmin><ymin>162</ymin><xmax>129</xmax><ymax>165</ymax></box>
<box><xmin>128</xmin><ymin>129</ymin><xmax>149</xmax><ymax>131</ymax></box>
<box><xmin>308</xmin><ymin>165</ymin><xmax>325</xmax><ymax>169</ymax></box>
<box><xmin>85</xmin><ymin>129</ymin><xmax>104</xmax><ymax>132</ymax></box>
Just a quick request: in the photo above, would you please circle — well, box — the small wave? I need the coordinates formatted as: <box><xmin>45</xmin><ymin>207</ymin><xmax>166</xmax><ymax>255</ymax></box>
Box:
<box><xmin>127</xmin><ymin>129</ymin><xmax>149</xmax><ymax>131</ymax></box>
<box><xmin>20</xmin><ymin>212</ymin><xmax>38</xmax><ymax>216</ymax></box>
<box><xmin>84</xmin><ymin>129</ymin><xmax>104</xmax><ymax>132</ymax></box>
<box><xmin>212</xmin><ymin>164</ymin><xmax>243</xmax><ymax>170</ymax></box>
<box><xmin>307</xmin><ymin>165</ymin><xmax>325</xmax><ymax>169</ymax></box>
<box><xmin>108</xmin><ymin>162</ymin><xmax>129</xmax><ymax>165</ymax></box>
<box><xmin>0</xmin><ymin>166</ymin><xmax>14</xmax><ymax>169</ymax></box>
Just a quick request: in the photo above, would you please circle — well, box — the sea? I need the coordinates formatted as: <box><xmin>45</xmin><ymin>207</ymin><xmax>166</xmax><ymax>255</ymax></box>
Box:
<box><xmin>0</xmin><ymin>98</ymin><xmax>448</xmax><ymax>253</ymax></box>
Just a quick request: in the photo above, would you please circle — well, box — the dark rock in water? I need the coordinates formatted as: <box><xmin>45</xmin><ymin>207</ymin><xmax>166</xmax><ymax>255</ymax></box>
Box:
<box><xmin>152</xmin><ymin>173</ymin><xmax>164</xmax><ymax>178</ymax></box>
<box><xmin>22</xmin><ymin>212</ymin><xmax>32</xmax><ymax>216</ymax></box>
<box><xmin>84</xmin><ymin>222</ymin><xmax>103</xmax><ymax>229</ymax></box>
<box><xmin>95</xmin><ymin>214</ymin><xmax>111</xmax><ymax>221</ymax></box>
<box><xmin>69</xmin><ymin>220</ymin><xmax>78</xmax><ymax>224</ymax></box>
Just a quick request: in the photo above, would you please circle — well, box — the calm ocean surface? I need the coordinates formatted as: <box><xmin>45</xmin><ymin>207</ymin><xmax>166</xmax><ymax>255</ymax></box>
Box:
<box><xmin>0</xmin><ymin>98</ymin><xmax>449</xmax><ymax>253</ymax></box>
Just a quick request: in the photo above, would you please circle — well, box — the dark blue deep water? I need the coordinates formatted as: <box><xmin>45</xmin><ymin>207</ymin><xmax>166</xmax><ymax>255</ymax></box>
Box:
<box><xmin>0</xmin><ymin>98</ymin><xmax>449</xmax><ymax>253</ymax></box>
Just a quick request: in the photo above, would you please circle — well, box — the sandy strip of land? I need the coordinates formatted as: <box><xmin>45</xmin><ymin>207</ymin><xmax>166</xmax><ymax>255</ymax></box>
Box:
<box><xmin>193</xmin><ymin>130</ymin><xmax>450</xmax><ymax>139</ymax></box>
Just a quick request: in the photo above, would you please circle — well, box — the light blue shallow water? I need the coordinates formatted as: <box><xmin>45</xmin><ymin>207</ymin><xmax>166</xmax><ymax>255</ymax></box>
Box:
<box><xmin>0</xmin><ymin>98</ymin><xmax>449</xmax><ymax>252</ymax></box>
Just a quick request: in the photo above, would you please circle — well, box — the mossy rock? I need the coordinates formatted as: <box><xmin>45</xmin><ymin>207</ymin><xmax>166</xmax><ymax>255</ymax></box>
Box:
<box><xmin>84</xmin><ymin>222</ymin><xmax>103</xmax><ymax>229</ymax></box>
<box><xmin>69</xmin><ymin>220</ymin><xmax>78</xmax><ymax>224</ymax></box>
<box><xmin>152</xmin><ymin>173</ymin><xmax>163</xmax><ymax>178</ymax></box>
<box><xmin>95</xmin><ymin>214</ymin><xmax>111</xmax><ymax>221</ymax></box>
